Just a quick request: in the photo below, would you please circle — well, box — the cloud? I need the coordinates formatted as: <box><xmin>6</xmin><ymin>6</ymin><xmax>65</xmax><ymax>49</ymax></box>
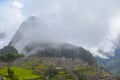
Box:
<box><xmin>0</xmin><ymin>0</ymin><xmax>24</xmax><ymax>48</ymax></box>
<box><xmin>12</xmin><ymin>0</ymin><xmax>23</xmax><ymax>8</ymax></box>
<box><xmin>0</xmin><ymin>33</ymin><xmax>5</xmax><ymax>40</ymax></box>
<box><xmin>1</xmin><ymin>0</ymin><xmax>120</xmax><ymax>58</ymax></box>
<box><xmin>18</xmin><ymin>0</ymin><xmax>120</xmax><ymax>57</ymax></box>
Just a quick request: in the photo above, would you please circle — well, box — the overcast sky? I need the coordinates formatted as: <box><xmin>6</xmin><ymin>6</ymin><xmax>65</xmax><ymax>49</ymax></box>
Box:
<box><xmin>1</xmin><ymin>0</ymin><xmax>120</xmax><ymax>58</ymax></box>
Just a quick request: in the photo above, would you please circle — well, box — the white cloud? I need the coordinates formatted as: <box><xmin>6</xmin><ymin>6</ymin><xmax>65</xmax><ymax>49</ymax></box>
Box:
<box><xmin>12</xmin><ymin>0</ymin><xmax>23</xmax><ymax>8</ymax></box>
<box><xmin>0</xmin><ymin>0</ymin><xmax>24</xmax><ymax>48</ymax></box>
<box><xmin>1</xmin><ymin>0</ymin><xmax>120</xmax><ymax>58</ymax></box>
<box><xmin>109</xmin><ymin>13</ymin><xmax>120</xmax><ymax>39</ymax></box>
<box><xmin>19</xmin><ymin>0</ymin><xmax>120</xmax><ymax>58</ymax></box>
<box><xmin>90</xmin><ymin>47</ymin><xmax>109</xmax><ymax>59</ymax></box>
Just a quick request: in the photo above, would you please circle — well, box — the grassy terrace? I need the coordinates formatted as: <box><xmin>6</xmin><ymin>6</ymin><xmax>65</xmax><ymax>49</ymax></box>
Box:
<box><xmin>0</xmin><ymin>67</ymin><xmax>40</xmax><ymax>80</ymax></box>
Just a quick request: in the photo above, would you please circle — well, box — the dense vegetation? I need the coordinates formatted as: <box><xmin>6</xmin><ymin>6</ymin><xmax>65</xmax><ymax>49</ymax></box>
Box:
<box><xmin>0</xmin><ymin>45</ymin><xmax>112</xmax><ymax>80</ymax></box>
<box><xmin>0</xmin><ymin>57</ymin><xmax>110</xmax><ymax>80</ymax></box>
<box><xmin>0</xmin><ymin>46</ymin><xmax>24</xmax><ymax>62</ymax></box>
<box><xmin>0</xmin><ymin>46</ymin><xmax>24</xmax><ymax>80</ymax></box>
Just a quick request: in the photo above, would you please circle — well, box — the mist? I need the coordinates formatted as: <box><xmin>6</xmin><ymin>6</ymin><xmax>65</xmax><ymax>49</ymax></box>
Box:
<box><xmin>0</xmin><ymin>33</ymin><xmax>5</xmax><ymax>40</ymax></box>
<box><xmin>1</xmin><ymin>0</ymin><xmax>120</xmax><ymax>58</ymax></box>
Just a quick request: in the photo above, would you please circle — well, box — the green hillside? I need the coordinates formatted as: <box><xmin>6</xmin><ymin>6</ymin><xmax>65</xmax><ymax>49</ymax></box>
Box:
<box><xmin>0</xmin><ymin>67</ymin><xmax>39</xmax><ymax>80</ymax></box>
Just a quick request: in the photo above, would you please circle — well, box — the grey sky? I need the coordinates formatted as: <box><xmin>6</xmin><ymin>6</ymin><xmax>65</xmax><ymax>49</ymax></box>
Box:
<box><xmin>1</xmin><ymin>0</ymin><xmax>120</xmax><ymax>58</ymax></box>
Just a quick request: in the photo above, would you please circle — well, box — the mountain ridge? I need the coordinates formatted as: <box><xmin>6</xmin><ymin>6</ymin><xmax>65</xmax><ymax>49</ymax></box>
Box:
<box><xmin>9</xmin><ymin>16</ymin><xmax>97</xmax><ymax>66</ymax></box>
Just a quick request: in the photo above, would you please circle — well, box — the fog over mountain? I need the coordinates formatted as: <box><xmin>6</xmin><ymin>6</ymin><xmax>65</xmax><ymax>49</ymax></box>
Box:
<box><xmin>9</xmin><ymin>18</ymin><xmax>96</xmax><ymax>66</ymax></box>
<box><xmin>1</xmin><ymin>0</ymin><xmax>120</xmax><ymax>58</ymax></box>
<box><xmin>8</xmin><ymin>15</ymin><xmax>107</xmax><ymax>57</ymax></box>
<box><xmin>0</xmin><ymin>33</ymin><xmax>5</xmax><ymax>40</ymax></box>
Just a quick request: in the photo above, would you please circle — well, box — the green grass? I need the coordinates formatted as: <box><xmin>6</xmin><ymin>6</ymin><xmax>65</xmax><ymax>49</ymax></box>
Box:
<box><xmin>0</xmin><ymin>67</ymin><xmax>40</xmax><ymax>80</ymax></box>
<box><xmin>10</xmin><ymin>67</ymin><xmax>40</xmax><ymax>80</ymax></box>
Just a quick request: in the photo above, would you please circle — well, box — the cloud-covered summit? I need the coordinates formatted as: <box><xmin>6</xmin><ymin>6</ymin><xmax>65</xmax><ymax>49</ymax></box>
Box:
<box><xmin>1</xmin><ymin>0</ymin><xmax>120</xmax><ymax>58</ymax></box>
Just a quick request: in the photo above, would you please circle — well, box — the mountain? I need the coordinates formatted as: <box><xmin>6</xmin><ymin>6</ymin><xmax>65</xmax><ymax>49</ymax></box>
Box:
<box><xmin>1</xmin><ymin>16</ymin><xmax>115</xmax><ymax>79</ymax></box>
<box><xmin>9</xmin><ymin>16</ymin><xmax>41</xmax><ymax>53</ymax></box>
<box><xmin>97</xmin><ymin>48</ymin><xmax>120</xmax><ymax>75</ymax></box>
<box><xmin>0</xmin><ymin>45</ymin><xmax>24</xmax><ymax>62</ymax></box>
<box><xmin>0</xmin><ymin>45</ymin><xmax>18</xmax><ymax>55</ymax></box>
<box><xmin>24</xmin><ymin>42</ymin><xmax>96</xmax><ymax>65</ymax></box>
<box><xmin>9</xmin><ymin>16</ymin><xmax>68</xmax><ymax>53</ymax></box>
<box><xmin>0</xmin><ymin>46</ymin><xmax>117</xmax><ymax>80</ymax></box>
<box><xmin>9</xmin><ymin>16</ymin><xmax>97</xmax><ymax>66</ymax></box>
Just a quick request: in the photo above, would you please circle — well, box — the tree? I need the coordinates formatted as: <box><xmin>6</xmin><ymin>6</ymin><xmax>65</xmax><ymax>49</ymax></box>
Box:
<box><xmin>45</xmin><ymin>66</ymin><xmax>58</xmax><ymax>79</ymax></box>
<box><xmin>7</xmin><ymin>68</ymin><xmax>19</xmax><ymax>80</ymax></box>
<box><xmin>0</xmin><ymin>46</ymin><xmax>24</xmax><ymax>80</ymax></box>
